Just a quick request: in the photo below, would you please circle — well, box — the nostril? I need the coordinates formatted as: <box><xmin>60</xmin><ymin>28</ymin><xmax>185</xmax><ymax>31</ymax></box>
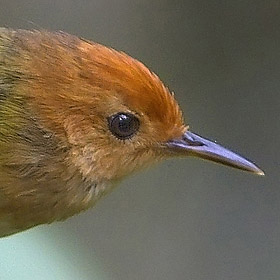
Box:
<box><xmin>187</xmin><ymin>139</ymin><xmax>204</xmax><ymax>146</ymax></box>
<box><xmin>182</xmin><ymin>134</ymin><xmax>205</xmax><ymax>146</ymax></box>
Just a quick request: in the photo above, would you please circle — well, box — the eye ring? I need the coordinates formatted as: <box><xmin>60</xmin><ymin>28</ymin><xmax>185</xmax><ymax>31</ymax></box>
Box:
<box><xmin>107</xmin><ymin>112</ymin><xmax>140</xmax><ymax>140</ymax></box>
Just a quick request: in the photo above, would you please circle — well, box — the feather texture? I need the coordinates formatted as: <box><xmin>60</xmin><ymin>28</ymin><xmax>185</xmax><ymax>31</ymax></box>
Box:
<box><xmin>0</xmin><ymin>28</ymin><xmax>185</xmax><ymax>236</ymax></box>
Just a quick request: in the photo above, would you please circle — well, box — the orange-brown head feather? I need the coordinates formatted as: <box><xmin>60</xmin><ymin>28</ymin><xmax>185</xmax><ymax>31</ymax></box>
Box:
<box><xmin>5</xmin><ymin>30</ymin><xmax>186</xmax><ymax>182</ymax></box>
<box><xmin>78</xmin><ymin>40</ymin><xmax>185</xmax><ymax>140</ymax></box>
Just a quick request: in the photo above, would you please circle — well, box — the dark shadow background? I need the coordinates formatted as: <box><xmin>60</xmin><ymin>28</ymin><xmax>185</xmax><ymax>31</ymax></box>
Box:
<box><xmin>0</xmin><ymin>1</ymin><xmax>279</xmax><ymax>279</ymax></box>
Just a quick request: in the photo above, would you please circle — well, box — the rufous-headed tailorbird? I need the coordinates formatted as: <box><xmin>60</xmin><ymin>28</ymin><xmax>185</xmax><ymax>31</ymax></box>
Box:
<box><xmin>0</xmin><ymin>28</ymin><xmax>264</xmax><ymax>237</ymax></box>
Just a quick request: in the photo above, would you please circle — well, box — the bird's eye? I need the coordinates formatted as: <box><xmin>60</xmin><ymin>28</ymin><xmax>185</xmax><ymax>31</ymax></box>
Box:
<box><xmin>108</xmin><ymin>112</ymin><xmax>140</xmax><ymax>140</ymax></box>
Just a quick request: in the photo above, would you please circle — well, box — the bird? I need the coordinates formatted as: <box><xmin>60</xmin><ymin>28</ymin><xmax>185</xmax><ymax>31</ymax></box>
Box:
<box><xmin>0</xmin><ymin>28</ymin><xmax>264</xmax><ymax>237</ymax></box>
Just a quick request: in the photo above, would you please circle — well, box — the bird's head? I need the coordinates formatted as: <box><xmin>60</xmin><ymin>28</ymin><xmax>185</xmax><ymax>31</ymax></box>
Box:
<box><xmin>21</xmin><ymin>31</ymin><xmax>263</xmax><ymax>184</ymax></box>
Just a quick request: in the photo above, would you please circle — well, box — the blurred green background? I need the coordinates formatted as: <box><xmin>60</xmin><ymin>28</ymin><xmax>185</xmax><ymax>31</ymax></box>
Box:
<box><xmin>0</xmin><ymin>1</ymin><xmax>279</xmax><ymax>279</ymax></box>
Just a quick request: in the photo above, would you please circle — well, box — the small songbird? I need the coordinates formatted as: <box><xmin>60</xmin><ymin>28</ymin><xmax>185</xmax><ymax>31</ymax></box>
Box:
<box><xmin>0</xmin><ymin>28</ymin><xmax>263</xmax><ymax>237</ymax></box>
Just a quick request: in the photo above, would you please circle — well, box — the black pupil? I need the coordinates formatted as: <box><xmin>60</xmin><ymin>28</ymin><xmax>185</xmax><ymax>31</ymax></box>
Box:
<box><xmin>108</xmin><ymin>113</ymin><xmax>139</xmax><ymax>140</ymax></box>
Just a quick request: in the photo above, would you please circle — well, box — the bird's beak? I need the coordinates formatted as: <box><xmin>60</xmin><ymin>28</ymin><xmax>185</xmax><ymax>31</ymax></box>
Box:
<box><xmin>165</xmin><ymin>130</ymin><xmax>264</xmax><ymax>175</ymax></box>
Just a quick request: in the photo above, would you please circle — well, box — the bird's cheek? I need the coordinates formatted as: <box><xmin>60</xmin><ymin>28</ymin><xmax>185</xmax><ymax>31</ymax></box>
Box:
<box><xmin>64</xmin><ymin>115</ymin><xmax>97</xmax><ymax>146</ymax></box>
<box><xmin>94</xmin><ymin>150</ymin><xmax>152</xmax><ymax>181</ymax></box>
<box><xmin>68</xmin><ymin>137</ymin><xmax>161</xmax><ymax>182</ymax></box>
<box><xmin>114</xmin><ymin>148</ymin><xmax>162</xmax><ymax>179</ymax></box>
<box><xmin>67</xmin><ymin>144</ymin><xmax>126</xmax><ymax>182</ymax></box>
